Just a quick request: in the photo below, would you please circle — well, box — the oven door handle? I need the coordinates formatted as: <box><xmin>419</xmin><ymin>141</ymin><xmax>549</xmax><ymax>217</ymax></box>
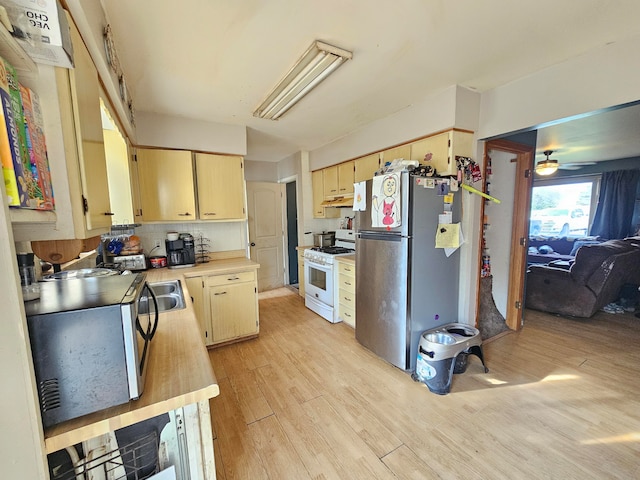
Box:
<box><xmin>304</xmin><ymin>259</ymin><xmax>331</xmax><ymax>271</ymax></box>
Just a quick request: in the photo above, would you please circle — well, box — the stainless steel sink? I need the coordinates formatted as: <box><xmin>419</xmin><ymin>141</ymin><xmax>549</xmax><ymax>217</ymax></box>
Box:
<box><xmin>139</xmin><ymin>280</ymin><xmax>186</xmax><ymax>313</ymax></box>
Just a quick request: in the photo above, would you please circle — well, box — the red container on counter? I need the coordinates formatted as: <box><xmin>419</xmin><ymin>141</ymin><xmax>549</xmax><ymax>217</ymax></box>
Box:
<box><xmin>149</xmin><ymin>256</ymin><xmax>167</xmax><ymax>268</ymax></box>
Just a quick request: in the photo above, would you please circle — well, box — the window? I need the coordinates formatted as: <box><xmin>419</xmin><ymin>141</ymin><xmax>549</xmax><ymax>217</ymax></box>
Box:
<box><xmin>529</xmin><ymin>175</ymin><xmax>600</xmax><ymax>237</ymax></box>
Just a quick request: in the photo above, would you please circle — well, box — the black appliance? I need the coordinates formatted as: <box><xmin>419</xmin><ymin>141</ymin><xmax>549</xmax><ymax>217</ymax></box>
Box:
<box><xmin>24</xmin><ymin>273</ymin><xmax>158</xmax><ymax>428</ymax></box>
<box><xmin>166</xmin><ymin>233</ymin><xmax>196</xmax><ymax>269</ymax></box>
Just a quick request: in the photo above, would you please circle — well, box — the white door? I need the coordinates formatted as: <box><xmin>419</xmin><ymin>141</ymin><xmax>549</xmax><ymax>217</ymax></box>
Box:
<box><xmin>246</xmin><ymin>182</ymin><xmax>285</xmax><ymax>292</ymax></box>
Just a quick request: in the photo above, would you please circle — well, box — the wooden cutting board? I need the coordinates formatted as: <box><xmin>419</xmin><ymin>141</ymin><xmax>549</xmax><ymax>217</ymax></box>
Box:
<box><xmin>31</xmin><ymin>239</ymin><xmax>85</xmax><ymax>265</ymax></box>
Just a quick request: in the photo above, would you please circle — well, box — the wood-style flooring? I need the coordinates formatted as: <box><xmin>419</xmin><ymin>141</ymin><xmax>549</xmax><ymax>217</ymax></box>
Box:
<box><xmin>208</xmin><ymin>288</ymin><xmax>640</xmax><ymax>479</ymax></box>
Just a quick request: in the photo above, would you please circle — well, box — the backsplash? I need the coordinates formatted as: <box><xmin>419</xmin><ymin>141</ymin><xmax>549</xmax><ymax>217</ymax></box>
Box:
<box><xmin>135</xmin><ymin>222</ymin><xmax>247</xmax><ymax>257</ymax></box>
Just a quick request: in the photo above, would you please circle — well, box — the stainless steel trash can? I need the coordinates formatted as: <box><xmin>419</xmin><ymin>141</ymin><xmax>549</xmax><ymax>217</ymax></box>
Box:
<box><xmin>412</xmin><ymin>323</ymin><xmax>487</xmax><ymax>394</ymax></box>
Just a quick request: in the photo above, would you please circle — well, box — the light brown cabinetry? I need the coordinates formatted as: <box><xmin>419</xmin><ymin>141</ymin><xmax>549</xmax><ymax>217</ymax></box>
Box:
<box><xmin>312</xmin><ymin>170</ymin><xmax>339</xmax><ymax>219</ymax></box>
<box><xmin>354</xmin><ymin>153</ymin><xmax>380</xmax><ymax>183</ymax></box>
<box><xmin>195</xmin><ymin>153</ymin><xmax>245</xmax><ymax>220</ymax></box>
<box><xmin>65</xmin><ymin>19</ymin><xmax>112</xmax><ymax>232</ymax></box>
<box><xmin>335</xmin><ymin>259</ymin><xmax>356</xmax><ymax>328</ymax></box>
<box><xmin>323</xmin><ymin>162</ymin><xmax>354</xmax><ymax>197</ymax></box>
<box><xmin>185</xmin><ymin>276</ymin><xmax>207</xmax><ymax>342</ymax></box>
<box><xmin>337</xmin><ymin>161</ymin><xmax>355</xmax><ymax>195</ymax></box>
<box><xmin>323</xmin><ymin>165</ymin><xmax>339</xmax><ymax>197</ymax></box>
<box><xmin>188</xmin><ymin>270</ymin><xmax>259</xmax><ymax>347</ymax></box>
<box><xmin>382</xmin><ymin>144</ymin><xmax>411</xmax><ymax>164</ymax></box>
<box><xmin>205</xmin><ymin>271</ymin><xmax>258</xmax><ymax>346</ymax></box>
<box><xmin>136</xmin><ymin>148</ymin><xmax>196</xmax><ymax>222</ymax></box>
<box><xmin>410</xmin><ymin>130</ymin><xmax>473</xmax><ymax>176</ymax></box>
<box><xmin>297</xmin><ymin>247</ymin><xmax>312</xmax><ymax>297</ymax></box>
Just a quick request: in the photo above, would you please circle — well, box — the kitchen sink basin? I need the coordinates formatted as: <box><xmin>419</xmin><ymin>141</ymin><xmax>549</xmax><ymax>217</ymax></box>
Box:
<box><xmin>139</xmin><ymin>280</ymin><xmax>186</xmax><ymax>313</ymax></box>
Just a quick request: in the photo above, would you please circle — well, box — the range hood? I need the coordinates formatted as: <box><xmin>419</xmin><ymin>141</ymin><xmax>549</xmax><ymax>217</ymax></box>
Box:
<box><xmin>321</xmin><ymin>196</ymin><xmax>353</xmax><ymax>207</ymax></box>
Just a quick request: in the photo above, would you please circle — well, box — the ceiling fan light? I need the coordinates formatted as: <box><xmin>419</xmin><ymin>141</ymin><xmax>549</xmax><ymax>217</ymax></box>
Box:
<box><xmin>535</xmin><ymin>159</ymin><xmax>559</xmax><ymax>176</ymax></box>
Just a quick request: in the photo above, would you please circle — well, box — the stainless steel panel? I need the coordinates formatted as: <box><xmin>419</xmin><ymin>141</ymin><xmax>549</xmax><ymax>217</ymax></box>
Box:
<box><xmin>355</xmin><ymin>233</ymin><xmax>410</xmax><ymax>369</ymax></box>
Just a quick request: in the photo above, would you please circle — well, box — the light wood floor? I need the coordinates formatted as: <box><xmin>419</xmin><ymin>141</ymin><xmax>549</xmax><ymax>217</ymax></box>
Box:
<box><xmin>208</xmin><ymin>289</ymin><xmax>640</xmax><ymax>479</ymax></box>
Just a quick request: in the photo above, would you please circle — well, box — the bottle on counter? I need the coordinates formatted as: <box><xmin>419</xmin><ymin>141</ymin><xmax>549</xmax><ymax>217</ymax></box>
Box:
<box><xmin>17</xmin><ymin>252</ymin><xmax>40</xmax><ymax>301</ymax></box>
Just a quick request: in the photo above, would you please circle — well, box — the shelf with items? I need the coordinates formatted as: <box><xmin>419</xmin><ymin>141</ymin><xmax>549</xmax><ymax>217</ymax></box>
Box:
<box><xmin>194</xmin><ymin>233</ymin><xmax>210</xmax><ymax>264</ymax></box>
<box><xmin>0</xmin><ymin>23</ymin><xmax>57</xmax><ymax>225</ymax></box>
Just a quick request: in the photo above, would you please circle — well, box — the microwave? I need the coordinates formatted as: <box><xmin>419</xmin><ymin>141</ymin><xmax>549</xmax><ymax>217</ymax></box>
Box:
<box><xmin>24</xmin><ymin>273</ymin><xmax>158</xmax><ymax>428</ymax></box>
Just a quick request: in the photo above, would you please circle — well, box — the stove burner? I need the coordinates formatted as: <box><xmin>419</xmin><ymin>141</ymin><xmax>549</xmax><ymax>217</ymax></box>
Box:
<box><xmin>312</xmin><ymin>246</ymin><xmax>354</xmax><ymax>254</ymax></box>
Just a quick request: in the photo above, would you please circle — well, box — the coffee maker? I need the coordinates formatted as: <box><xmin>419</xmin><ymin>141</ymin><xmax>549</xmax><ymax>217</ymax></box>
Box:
<box><xmin>166</xmin><ymin>233</ymin><xmax>196</xmax><ymax>269</ymax></box>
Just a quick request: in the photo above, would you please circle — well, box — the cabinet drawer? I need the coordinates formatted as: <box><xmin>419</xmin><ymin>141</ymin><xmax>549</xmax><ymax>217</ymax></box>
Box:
<box><xmin>339</xmin><ymin>288</ymin><xmax>356</xmax><ymax>307</ymax></box>
<box><xmin>338</xmin><ymin>274</ymin><xmax>356</xmax><ymax>293</ymax></box>
<box><xmin>339</xmin><ymin>303</ymin><xmax>356</xmax><ymax>328</ymax></box>
<box><xmin>338</xmin><ymin>262</ymin><xmax>355</xmax><ymax>277</ymax></box>
<box><xmin>205</xmin><ymin>270</ymin><xmax>255</xmax><ymax>287</ymax></box>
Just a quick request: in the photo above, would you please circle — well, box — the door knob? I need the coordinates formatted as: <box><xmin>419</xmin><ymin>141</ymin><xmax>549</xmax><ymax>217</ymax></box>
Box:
<box><xmin>250</xmin><ymin>242</ymin><xmax>256</xmax><ymax>247</ymax></box>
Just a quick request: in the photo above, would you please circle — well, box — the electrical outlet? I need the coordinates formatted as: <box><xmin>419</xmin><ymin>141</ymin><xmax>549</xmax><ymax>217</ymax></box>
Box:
<box><xmin>154</xmin><ymin>239</ymin><xmax>162</xmax><ymax>248</ymax></box>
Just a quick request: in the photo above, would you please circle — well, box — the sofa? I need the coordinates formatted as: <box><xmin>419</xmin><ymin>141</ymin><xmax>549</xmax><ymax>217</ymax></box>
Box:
<box><xmin>527</xmin><ymin>236</ymin><xmax>603</xmax><ymax>265</ymax></box>
<box><xmin>525</xmin><ymin>238</ymin><xmax>640</xmax><ymax>318</ymax></box>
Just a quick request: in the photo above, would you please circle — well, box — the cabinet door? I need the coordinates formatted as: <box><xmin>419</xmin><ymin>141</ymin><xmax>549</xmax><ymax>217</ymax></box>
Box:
<box><xmin>195</xmin><ymin>153</ymin><xmax>245</xmax><ymax>220</ymax></box>
<box><xmin>185</xmin><ymin>276</ymin><xmax>210</xmax><ymax>345</ymax></box>
<box><xmin>297</xmin><ymin>249</ymin><xmax>306</xmax><ymax>297</ymax></box>
<box><xmin>208</xmin><ymin>281</ymin><xmax>258</xmax><ymax>343</ymax></box>
<box><xmin>354</xmin><ymin>153</ymin><xmax>380</xmax><ymax>183</ymax></box>
<box><xmin>67</xmin><ymin>19</ymin><xmax>112</xmax><ymax>231</ymax></box>
<box><xmin>137</xmin><ymin>149</ymin><xmax>196</xmax><ymax>221</ymax></box>
<box><xmin>338</xmin><ymin>161</ymin><xmax>355</xmax><ymax>195</ymax></box>
<box><xmin>312</xmin><ymin>170</ymin><xmax>325</xmax><ymax>218</ymax></box>
<box><xmin>382</xmin><ymin>144</ymin><xmax>411</xmax><ymax>164</ymax></box>
<box><xmin>410</xmin><ymin>132</ymin><xmax>452</xmax><ymax>175</ymax></box>
<box><xmin>129</xmin><ymin>148</ymin><xmax>143</xmax><ymax>221</ymax></box>
<box><xmin>323</xmin><ymin>166</ymin><xmax>339</xmax><ymax>197</ymax></box>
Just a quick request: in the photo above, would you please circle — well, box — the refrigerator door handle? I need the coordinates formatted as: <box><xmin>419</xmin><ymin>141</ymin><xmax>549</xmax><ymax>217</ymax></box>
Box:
<box><xmin>357</xmin><ymin>231</ymin><xmax>408</xmax><ymax>242</ymax></box>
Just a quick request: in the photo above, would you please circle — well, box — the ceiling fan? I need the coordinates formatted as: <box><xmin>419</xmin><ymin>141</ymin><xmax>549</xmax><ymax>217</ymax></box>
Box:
<box><xmin>536</xmin><ymin>149</ymin><xmax>597</xmax><ymax>175</ymax></box>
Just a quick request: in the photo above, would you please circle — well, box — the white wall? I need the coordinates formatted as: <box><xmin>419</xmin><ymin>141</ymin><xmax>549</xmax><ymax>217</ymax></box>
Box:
<box><xmin>245</xmin><ymin>160</ymin><xmax>278</xmax><ymax>182</ymax></box>
<box><xmin>310</xmin><ymin>85</ymin><xmax>460</xmax><ymax>170</ymax></box>
<box><xmin>1</xmin><ymin>204</ymin><xmax>48</xmax><ymax>477</ymax></box>
<box><xmin>136</xmin><ymin>112</ymin><xmax>246</xmax><ymax>155</ymax></box>
<box><xmin>478</xmin><ymin>34</ymin><xmax>640</xmax><ymax>141</ymax></box>
<box><xmin>484</xmin><ymin>150</ymin><xmax>517</xmax><ymax>317</ymax></box>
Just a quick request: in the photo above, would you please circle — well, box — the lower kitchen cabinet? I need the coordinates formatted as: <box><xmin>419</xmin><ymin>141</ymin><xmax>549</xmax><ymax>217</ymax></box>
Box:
<box><xmin>335</xmin><ymin>259</ymin><xmax>356</xmax><ymax>328</ymax></box>
<box><xmin>185</xmin><ymin>276</ymin><xmax>207</xmax><ymax>342</ymax></box>
<box><xmin>297</xmin><ymin>246</ymin><xmax>311</xmax><ymax>297</ymax></box>
<box><xmin>188</xmin><ymin>270</ymin><xmax>259</xmax><ymax>347</ymax></box>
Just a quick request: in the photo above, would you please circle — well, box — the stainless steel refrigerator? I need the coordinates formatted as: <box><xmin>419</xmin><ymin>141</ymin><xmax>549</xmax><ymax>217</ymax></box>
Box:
<box><xmin>355</xmin><ymin>171</ymin><xmax>460</xmax><ymax>371</ymax></box>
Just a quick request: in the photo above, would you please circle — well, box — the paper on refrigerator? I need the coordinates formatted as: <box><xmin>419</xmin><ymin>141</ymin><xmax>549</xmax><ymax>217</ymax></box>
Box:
<box><xmin>353</xmin><ymin>181</ymin><xmax>366</xmax><ymax>211</ymax></box>
<box><xmin>371</xmin><ymin>173</ymin><xmax>401</xmax><ymax>228</ymax></box>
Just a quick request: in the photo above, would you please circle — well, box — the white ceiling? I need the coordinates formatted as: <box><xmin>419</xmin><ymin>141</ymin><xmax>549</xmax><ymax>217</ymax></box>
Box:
<box><xmin>102</xmin><ymin>0</ymin><xmax>640</xmax><ymax>164</ymax></box>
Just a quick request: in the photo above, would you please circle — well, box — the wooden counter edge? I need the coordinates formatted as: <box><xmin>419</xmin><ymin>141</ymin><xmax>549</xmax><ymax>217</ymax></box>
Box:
<box><xmin>43</xmin><ymin>268</ymin><xmax>222</xmax><ymax>454</ymax></box>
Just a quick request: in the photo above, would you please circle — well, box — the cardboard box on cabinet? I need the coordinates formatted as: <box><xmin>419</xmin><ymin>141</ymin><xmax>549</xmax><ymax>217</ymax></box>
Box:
<box><xmin>4</xmin><ymin>0</ymin><xmax>73</xmax><ymax>68</ymax></box>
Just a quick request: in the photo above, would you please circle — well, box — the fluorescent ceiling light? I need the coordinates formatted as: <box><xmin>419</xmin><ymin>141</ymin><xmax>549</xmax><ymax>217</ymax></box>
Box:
<box><xmin>254</xmin><ymin>40</ymin><xmax>352</xmax><ymax>120</ymax></box>
<box><xmin>535</xmin><ymin>150</ymin><xmax>559</xmax><ymax>176</ymax></box>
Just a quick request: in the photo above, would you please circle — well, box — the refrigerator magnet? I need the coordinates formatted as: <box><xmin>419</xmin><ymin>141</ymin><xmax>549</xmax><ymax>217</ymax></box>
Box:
<box><xmin>425</xmin><ymin>178</ymin><xmax>436</xmax><ymax>189</ymax></box>
<box><xmin>444</xmin><ymin>193</ymin><xmax>454</xmax><ymax>204</ymax></box>
<box><xmin>437</xmin><ymin>182</ymin><xmax>449</xmax><ymax>196</ymax></box>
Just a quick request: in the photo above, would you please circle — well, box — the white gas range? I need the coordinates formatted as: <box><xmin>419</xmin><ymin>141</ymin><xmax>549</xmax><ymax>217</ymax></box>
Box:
<box><xmin>304</xmin><ymin>229</ymin><xmax>355</xmax><ymax>322</ymax></box>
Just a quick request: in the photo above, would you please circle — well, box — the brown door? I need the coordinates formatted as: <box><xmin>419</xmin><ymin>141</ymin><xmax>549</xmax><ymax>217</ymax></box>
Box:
<box><xmin>482</xmin><ymin>140</ymin><xmax>534</xmax><ymax>330</ymax></box>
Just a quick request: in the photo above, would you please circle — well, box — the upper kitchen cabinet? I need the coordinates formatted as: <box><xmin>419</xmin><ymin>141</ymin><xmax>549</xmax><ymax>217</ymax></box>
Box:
<box><xmin>312</xmin><ymin>170</ymin><xmax>339</xmax><ymax>219</ymax></box>
<box><xmin>195</xmin><ymin>153</ymin><xmax>245</xmax><ymax>220</ymax></box>
<box><xmin>58</xmin><ymin>18</ymin><xmax>112</xmax><ymax>232</ymax></box>
<box><xmin>381</xmin><ymin>144</ymin><xmax>411</xmax><ymax>165</ymax></box>
<box><xmin>322</xmin><ymin>165</ymin><xmax>339</xmax><ymax>198</ymax></box>
<box><xmin>322</xmin><ymin>161</ymin><xmax>354</xmax><ymax>198</ymax></box>
<box><xmin>354</xmin><ymin>153</ymin><xmax>380</xmax><ymax>183</ymax></box>
<box><xmin>136</xmin><ymin>148</ymin><xmax>196</xmax><ymax>222</ymax></box>
<box><xmin>410</xmin><ymin>129</ymin><xmax>474</xmax><ymax>176</ymax></box>
<box><xmin>337</xmin><ymin>161</ymin><xmax>355</xmax><ymax>195</ymax></box>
